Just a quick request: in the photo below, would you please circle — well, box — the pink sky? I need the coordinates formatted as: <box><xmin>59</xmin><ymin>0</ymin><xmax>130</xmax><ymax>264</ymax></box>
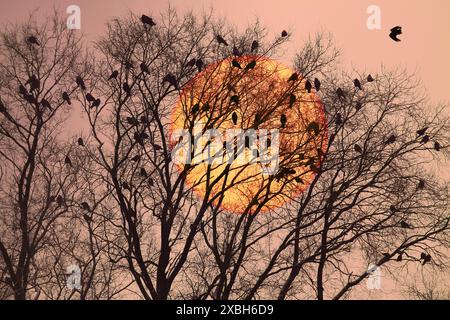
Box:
<box><xmin>1</xmin><ymin>0</ymin><xmax>449</xmax><ymax>104</ymax></box>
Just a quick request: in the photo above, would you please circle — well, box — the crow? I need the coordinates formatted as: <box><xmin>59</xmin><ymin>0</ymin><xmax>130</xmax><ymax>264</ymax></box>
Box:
<box><xmin>245</xmin><ymin>60</ymin><xmax>256</xmax><ymax>70</ymax></box>
<box><xmin>141</xmin><ymin>15</ymin><xmax>156</xmax><ymax>27</ymax></box>
<box><xmin>416</xmin><ymin>127</ymin><xmax>428</xmax><ymax>136</ymax></box>
<box><xmin>65</xmin><ymin>155</ymin><xmax>73</xmax><ymax>167</ymax></box>
<box><xmin>287</xmin><ymin>72</ymin><xmax>299</xmax><ymax>82</ymax></box>
<box><xmin>108</xmin><ymin>70</ymin><xmax>118</xmax><ymax>80</ymax></box>
<box><xmin>434</xmin><ymin>141</ymin><xmax>441</xmax><ymax>151</ymax></box>
<box><xmin>354</xmin><ymin>144</ymin><xmax>363</xmax><ymax>153</ymax></box>
<box><xmin>280</xmin><ymin>114</ymin><xmax>287</xmax><ymax>128</ymax></box>
<box><xmin>281</xmin><ymin>30</ymin><xmax>288</xmax><ymax>37</ymax></box>
<box><xmin>140</xmin><ymin>62</ymin><xmax>150</xmax><ymax>74</ymax></box>
<box><xmin>305</xmin><ymin>80</ymin><xmax>312</xmax><ymax>93</ymax></box>
<box><xmin>384</xmin><ymin>134</ymin><xmax>396</xmax><ymax>144</ymax></box>
<box><xmin>232</xmin><ymin>112</ymin><xmax>238</xmax><ymax>126</ymax></box>
<box><xmin>289</xmin><ymin>93</ymin><xmax>296</xmax><ymax>108</ymax></box>
<box><xmin>354</xmin><ymin>78</ymin><xmax>362</xmax><ymax>90</ymax></box>
<box><xmin>314</xmin><ymin>78</ymin><xmax>321</xmax><ymax>91</ymax></box>
<box><xmin>251</xmin><ymin>40</ymin><xmax>259</xmax><ymax>52</ymax></box>
<box><xmin>76</xmin><ymin>76</ymin><xmax>86</xmax><ymax>90</ymax></box>
<box><xmin>77</xmin><ymin>137</ymin><xmax>84</xmax><ymax>146</ymax></box>
<box><xmin>367</xmin><ymin>74</ymin><xmax>375</xmax><ymax>82</ymax></box>
<box><xmin>232</xmin><ymin>59</ymin><xmax>242</xmax><ymax>69</ymax></box>
<box><xmin>216</xmin><ymin>35</ymin><xmax>228</xmax><ymax>46</ymax></box>
<box><xmin>62</xmin><ymin>92</ymin><xmax>71</xmax><ymax>105</ymax></box>
<box><xmin>26</xmin><ymin>35</ymin><xmax>40</xmax><ymax>46</ymax></box>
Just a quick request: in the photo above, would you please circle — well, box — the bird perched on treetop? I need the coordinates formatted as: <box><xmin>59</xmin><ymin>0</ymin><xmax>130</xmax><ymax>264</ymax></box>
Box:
<box><xmin>216</xmin><ymin>34</ymin><xmax>228</xmax><ymax>46</ymax></box>
<box><xmin>141</xmin><ymin>15</ymin><xmax>156</xmax><ymax>27</ymax></box>
<box><xmin>26</xmin><ymin>35</ymin><xmax>40</xmax><ymax>46</ymax></box>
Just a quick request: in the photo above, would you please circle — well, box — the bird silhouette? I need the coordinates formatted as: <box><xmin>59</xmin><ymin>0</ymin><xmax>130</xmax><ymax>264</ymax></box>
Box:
<box><xmin>232</xmin><ymin>112</ymin><xmax>238</xmax><ymax>126</ymax></box>
<box><xmin>56</xmin><ymin>195</ymin><xmax>64</xmax><ymax>207</ymax></box>
<box><xmin>62</xmin><ymin>92</ymin><xmax>71</xmax><ymax>105</ymax></box>
<box><xmin>127</xmin><ymin>116</ymin><xmax>138</xmax><ymax>126</ymax></box>
<box><xmin>353</xmin><ymin>78</ymin><xmax>362</xmax><ymax>90</ymax></box>
<box><xmin>232</xmin><ymin>59</ymin><xmax>242</xmax><ymax>69</ymax></box>
<box><xmin>280</xmin><ymin>114</ymin><xmax>287</xmax><ymax>128</ymax></box>
<box><xmin>420</xmin><ymin>135</ymin><xmax>429</xmax><ymax>144</ymax></box>
<box><xmin>81</xmin><ymin>201</ymin><xmax>91</xmax><ymax>211</ymax></box>
<box><xmin>314</xmin><ymin>78</ymin><xmax>321</xmax><ymax>91</ymax></box>
<box><xmin>245</xmin><ymin>60</ymin><xmax>256</xmax><ymax>70</ymax></box>
<box><xmin>26</xmin><ymin>75</ymin><xmax>40</xmax><ymax>91</ymax></box>
<box><xmin>305</xmin><ymin>80</ymin><xmax>312</xmax><ymax>93</ymax></box>
<box><xmin>187</xmin><ymin>58</ymin><xmax>197</xmax><ymax>67</ymax></box>
<box><xmin>140</xmin><ymin>62</ymin><xmax>150</xmax><ymax>74</ymax></box>
<box><xmin>141</xmin><ymin>15</ymin><xmax>156</xmax><ymax>27</ymax></box>
<box><xmin>307</xmin><ymin>122</ymin><xmax>320</xmax><ymax>136</ymax></box>
<box><xmin>354</xmin><ymin>144</ymin><xmax>363</xmax><ymax>153</ymax></box>
<box><xmin>295</xmin><ymin>176</ymin><xmax>303</xmax><ymax>183</ymax></box>
<box><xmin>26</xmin><ymin>36</ymin><xmax>40</xmax><ymax>46</ymax></box>
<box><xmin>251</xmin><ymin>40</ymin><xmax>259</xmax><ymax>52</ymax></box>
<box><xmin>389</xmin><ymin>26</ymin><xmax>402</xmax><ymax>42</ymax></box>
<box><xmin>122</xmin><ymin>82</ymin><xmax>131</xmax><ymax>95</ymax></box>
<box><xmin>336</xmin><ymin>88</ymin><xmax>346</xmax><ymax>99</ymax></box>
<box><xmin>230</xmin><ymin>95</ymin><xmax>239</xmax><ymax>105</ymax></box>
<box><xmin>390</xmin><ymin>205</ymin><xmax>397</xmax><ymax>212</ymax></box>
<box><xmin>421</xmin><ymin>253</ymin><xmax>431</xmax><ymax>265</ymax></box>
<box><xmin>232</xmin><ymin>46</ymin><xmax>241</xmax><ymax>56</ymax></box>
<box><xmin>91</xmin><ymin>98</ymin><xmax>101</xmax><ymax>108</ymax></box>
<box><xmin>77</xmin><ymin>138</ymin><xmax>84</xmax><ymax>146</ymax></box>
<box><xmin>162</xmin><ymin>73</ymin><xmax>179</xmax><ymax>89</ymax></box>
<box><xmin>65</xmin><ymin>155</ymin><xmax>73</xmax><ymax>167</ymax></box>
<box><xmin>384</xmin><ymin>134</ymin><xmax>396</xmax><ymax>144</ymax></box>
<box><xmin>289</xmin><ymin>93</ymin><xmax>296</xmax><ymax>108</ymax></box>
<box><xmin>41</xmin><ymin>99</ymin><xmax>52</xmax><ymax>110</ymax></box>
<box><xmin>140</xmin><ymin>167</ymin><xmax>148</xmax><ymax>177</ymax></box>
<box><xmin>122</xmin><ymin>182</ymin><xmax>131</xmax><ymax>190</ymax></box>
<box><xmin>355</xmin><ymin>102</ymin><xmax>362</xmax><ymax>111</ymax></box>
<box><xmin>86</xmin><ymin>93</ymin><xmax>95</xmax><ymax>102</ymax></box>
<box><xmin>131</xmin><ymin>155</ymin><xmax>141</xmax><ymax>162</ymax></box>
<box><xmin>416</xmin><ymin>127</ymin><xmax>428</xmax><ymax>136</ymax></box>
<box><xmin>216</xmin><ymin>35</ymin><xmax>228</xmax><ymax>46</ymax></box>
<box><xmin>195</xmin><ymin>59</ymin><xmax>204</xmax><ymax>72</ymax></box>
<box><xmin>191</xmin><ymin>103</ymin><xmax>200</xmax><ymax>114</ymax></box>
<box><xmin>148</xmin><ymin>177</ymin><xmax>154</xmax><ymax>186</ymax></box>
<box><xmin>281</xmin><ymin>30</ymin><xmax>288</xmax><ymax>37</ymax></box>
<box><xmin>434</xmin><ymin>142</ymin><xmax>441</xmax><ymax>151</ymax></box>
<box><xmin>108</xmin><ymin>70</ymin><xmax>118</xmax><ymax>80</ymax></box>
<box><xmin>287</xmin><ymin>72</ymin><xmax>298</xmax><ymax>82</ymax></box>
<box><xmin>335</xmin><ymin>113</ymin><xmax>342</xmax><ymax>126</ymax></box>
<box><xmin>367</xmin><ymin>74</ymin><xmax>375</xmax><ymax>82</ymax></box>
<box><xmin>400</xmin><ymin>220</ymin><xmax>411</xmax><ymax>229</ymax></box>
<box><xmin>396</xmin><ymin>254</ymin><xmax>403</xmax><ymax>262</ymax></box>
<box><xmin>124</xmin><ymin>61</ymin><xmax>134</xmax><ymax>70</ymax></box>
<box><xmin>76</xmin><ymin>76</ymin><xmax>86</xmax><ymax>90</ymax></box>
<box><xmin>19</xmin><ymin>84</ymin><xmax>28</xmax><ymax>96</ymax></box>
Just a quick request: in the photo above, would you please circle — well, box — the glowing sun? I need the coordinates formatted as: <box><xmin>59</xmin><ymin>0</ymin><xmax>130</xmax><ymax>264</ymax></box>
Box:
<box><xmin>169</xmin><ymin>55</ymin><xmax>327</xmax><ymax>214</ymax></box>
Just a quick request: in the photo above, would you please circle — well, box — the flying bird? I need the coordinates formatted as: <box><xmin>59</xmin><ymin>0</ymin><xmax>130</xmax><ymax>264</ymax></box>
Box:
<box><xmin>108</xmin><ymin>70</ymin><xmax>118</xmax><ymax>80</ymax></box>
<box><xmin>314</xmin><ymin>78</ymin><xmax>321</xmax><ymax>91</ymax></box>
<box><xmin>232</xmin><ymin>59</ymin><xmax>242</xmax><ymax>69</ymax></box>
<box><xmin>232</xmin><ymin>112</ymin><xmax>238</xmax><ymax>126</ymax></box>
<box><xmin>141</xmin><ymin>15</ymin><xmax>156</xmax><ymax>27</ymax></box>
<box><xmin>26</xmin><ymin>36</ymin><xmax>40</xmax><ymax>46</ymax></box>
<box><xmin>353</xmin><ymin>78</ymin><xmax>362</xmax><ymax>90</ymax></box>
<box><xmin>389</xmin><ymin>26</ymin><xmax>402</xmax><ymax>42</ymax></box>
<box><xmin>76</xmin><ymin>76</ymin><xmax>86</xmax><ymax>90</ymax></box>
<box><xmin>305</xmin><ymin>80</ymin><xmax>312</xmax><ymax>93</ymax></box>
<box><xmin>216</xmin><ymin>35</ymin><xmax>228</xmax><ymax>46</ymax></box>
<box><xmin>251</xmin><ymin>40</ymin><xmax>259</xmax><ymax>52</ymax></box>
<box><xmin>281</xmin><ymin>30</ymin><xmax>288</xmax><ymax>37</ymax></box>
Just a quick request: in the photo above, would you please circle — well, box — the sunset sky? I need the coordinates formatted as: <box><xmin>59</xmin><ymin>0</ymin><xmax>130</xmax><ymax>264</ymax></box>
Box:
<box><xmin>1</xmin><ymin>0</ymin><xmax>449</xmax><ymax>105</ymax></box>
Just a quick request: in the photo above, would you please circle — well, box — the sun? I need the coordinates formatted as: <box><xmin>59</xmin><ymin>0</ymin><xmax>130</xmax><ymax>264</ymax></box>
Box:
<box><xmin>169</xmin><ymin>55</ymin><xmax>327</xmax><ymax>214</ymax></box>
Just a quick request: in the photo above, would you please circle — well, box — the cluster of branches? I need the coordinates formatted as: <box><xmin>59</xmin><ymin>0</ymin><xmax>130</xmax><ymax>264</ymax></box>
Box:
<box><xmin>0</xmin><ymin>9</ymin><xmax>449</xmax><ymax>300</ymax></box>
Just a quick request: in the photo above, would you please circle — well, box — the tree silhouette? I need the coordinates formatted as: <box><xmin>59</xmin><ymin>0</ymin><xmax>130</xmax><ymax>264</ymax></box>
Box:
<box><xmin>0</xmin><ymin>9</ymin><xmax>449</xmax><ymax>300</ymax></box>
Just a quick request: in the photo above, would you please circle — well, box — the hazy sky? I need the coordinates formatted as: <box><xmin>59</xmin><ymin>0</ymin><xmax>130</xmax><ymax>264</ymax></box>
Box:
<box><xmin>1</xmin><ymin>0</ymin><xmax>449</xmax><ymax>104</ymax></box>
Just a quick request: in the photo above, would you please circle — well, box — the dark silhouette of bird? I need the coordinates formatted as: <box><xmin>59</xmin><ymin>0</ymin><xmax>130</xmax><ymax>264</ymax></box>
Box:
<box><xmin>245</xmin><ymin>60</ymin><xmax>256</xmax><ymax>70</ymax></box>
<box><xmin>26</xmin><ymin>75</ymin><xmax>40</xmax><ymax>91</ymax></box>
<box><xmin>191</xmin><ymin>103</ymin><xmax>200</xmax><ymax>114</ymax></box>
<box><xmin>124</xmin><ymin>61</ymin><xmax>134</xmax><ymax>70</ymax></box>
<box><xmin>65</xmin><ymin>155</ymin><xmax>72</xmax><ymax>167</ymax></box>
<box><xmin>81</xmin><ymin>201</ymin><xmax>91</xmax><ymax>211</ymax></box>
<box><xmin>76</xmin><ymin>76</ymin><xmax>86</xmax><ymax>90</ymax></box>
<box><xmin>56</xmin><ymin>195</ymin><xmax>64</xmax><ymax>207</ymax></box>
<box><xmin>389</xmin><ymin>26</ymin><xmax>402</xmax><ymax>42</ymax></box>
<box><xmin>416</xmin><ymin>127</ymin><xmax>428</xmax><ymax>136</ymax></box>
<box><xmin>232</xmin><ymin>112</ymin><xmax>238</xmax><ymax>126</ymax></box>
<box><xmin>417</xmin><ymin>179</ymin><xmax>425</xmax><ymax>189</ymax></box>
<box><xmin>127</xmin><ymin>116</ymin><xmax>138</xmax><ymax>126</ymax></box>
<box><xmin>86</xmin><ymin>93</ymin><xmax>95</xmax><ymax>102</ymax></box>
<box><xmin>140</xmin><ymin>115</ymin><xmax>149</xmax><ymax>124</ymax></box>
<box><xmin>382</xmin><ymin>253</ymin><xmax>390</xmax><ymax>259</ymax></box>
<box><xmin>390</xmin><ymin>205</ymin><xmax>397</xmax><ymax>212</ymax></box>
<box><xmin>41</xmin><ymin>99</ymin><xmax>52</xmax><ymax>110</ymax></box>
<box><xmin>232</xmin><ymin>46</ymin><xmax>241</xmax><ymax>56</ymax></box>
<box><xmin>289</xmin><ymin>93</ymin><xmax>296</xmax><ymax>108</ymax></box>
<box><xmin>307</xmin><ymin>122</ymin><xmax>320</xmax><ymax>136</ymax></box>
<box><xmin>140</xmin><ymin>62</ymin><xmax>150</xmax><ymax>74</ymax></box>
<box><xmin>24</xmin><ymin>94</ymin><xmax>36</xmax><ymax>104</ymax></box>
<box><xmin>153</xmin><ymin>144</ymin><xmax>162</xmax><ymax>151</ymax></box>
<box><xmin>281</xmin><ymin>30</ymin><xmax>288</xmax><ymax>37</ymax></box>
<box><xmin>122</xmin><ymin>82</ymin><xmax>131</xmax><ymax>95</ymax></box>
<box><xmin>162</xmin><ymin>73</ymin><xmax>179</xmax><ymax>89</ymax></box>
<box><xmin>384</xmin><ymin>134</ymin><xmax>396</xmax><ymax>144</ymax></box>
<box><xmin>251</xmin><ymin>40</ymin><xmax>259</xmax><ymax>52</ymax></box>
<box><xmin>434</xmin><ymin>141</ymin><xmax>441</xmax><ymax>151</ymax></box>
<box><xmin>355</xmin><ymin>101</ymin><xmax>362</xmax><ymax>111</ymax></box>
<box><xmin>420</xmin><ymin>252</ymin><xmax>431</xmax><ymax>265</ymax></box>
<box><xmin>62</xmin><ymin>92</ymin><xmax>71</xmax><ymax>105</ymax></box>
<box><xmin>91</xmin><ymin>98</ymin><xmax>101</xmax><ymax>108</ymax></box>
<box><xmin>216</xmin><ymin>35</ymin><xmax>228</xmax><ymax>46</ymax></box>
<box><xmin>122</xmin><ymin>182</ymin><xmax>131</xmax><ymax>191</ymax></box>
<box><xmin>305</xmin><ymin>80</ymin><xmax>312</xmax><ymax>93</ymax></box>
<box><xmin>335</xmin><ymin>113</ymin><xmax>342</xmax><ymax>126</ymax></box>
<box><xmin>230</xmin><ymin>95</ymin><xmax>239</xmax><ymax>105</ymax></box>
<box><xmin>77</xmin><ymin>137</ymin><xmax>84</xmax><ymax>146</ymax></box>
<box><xmin>19</xmin><ymin>84</ymin><xmax>28</xmax><ymax>96</ymax></box>
<box><xmin>83</xmin><ymin>213</ymin><xmax>92</xmax><ymax>223</ymax></box>
<box><xmin>108</xmin><ymin>70</ymin><xmax>118</xmax><ymax>80</ymax></box>
<box><xmin>187</xmin><ymin>58</ymin><xmax>196</xmax><ymax>67</ymax></box>
<box><xmin>26</xmin><ymin>35</ymin><xmax>40</xmax><ymax>46</ymax></box>
<box><xmin>336</xmin><ymin>88</ymin><xmax>346</xmax><ymax>99</ymax></box>
<box><xmin>232</xmin><ymin>59</ymin><xmax>242</xmax><ymax>69</ymax></box>
<box><xmin>420</xmin><ymin>135</ymin><xmax>429</xmax><ymax>144</ymax></box>
<box><xmin>295</xmin><ymin>176</ymin><xmax>303</xmax><ymax>183</ymax></box>
<box><xmin>400</xmin><ymin>220</ymin><xmax>411</xmax><ymax>229</ymax></box>
<box><xmin>353</xmin><ymin>78</ymin><xmax>362</xmax><ymax>90</ymax></box>
<box><xmin>367</xmin><ymin>74</ymin><xmax>375</xmax><ymax>82</ymax></box>
<box><xmin>314</xmin><ymin>78</ymin><xmax>321</xmax><ymax>91</ymax></box>
<box><xmin>140</xmin><ymin>167</ymin><xmax>148</xmax><ymax>177</ymax></box>
<box><xmin>196</xmin><ymin>59</ymin><xmax>204</xmax><ymax>72</ymax></box>
<box><xmin>131</xmin><ymin>155</ymin><xmax>141</xmax><ymax>162</ymax></box>
<box><xmin>287</xmin><ymin>72</ymin><xmax>298</xmax><ymax>82</ymax></box>
<box><xmin>396</xmin><ymin>254</ymin><xmax>403</xmax><ymax>262</ymax></box>
<box><xmin>354</xmin><ymin>144</ymin><xmax>363</xmax><ymax>153</ymax></box>
<box><xmin>280</xmin><ymin>114</ymin><xmax>287</xmax><ymax>128</ymax></box>
<box><xmin>141</xmin><ymin>15</ymin><xmax>156</xmax><ymax>27</ymax></box>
